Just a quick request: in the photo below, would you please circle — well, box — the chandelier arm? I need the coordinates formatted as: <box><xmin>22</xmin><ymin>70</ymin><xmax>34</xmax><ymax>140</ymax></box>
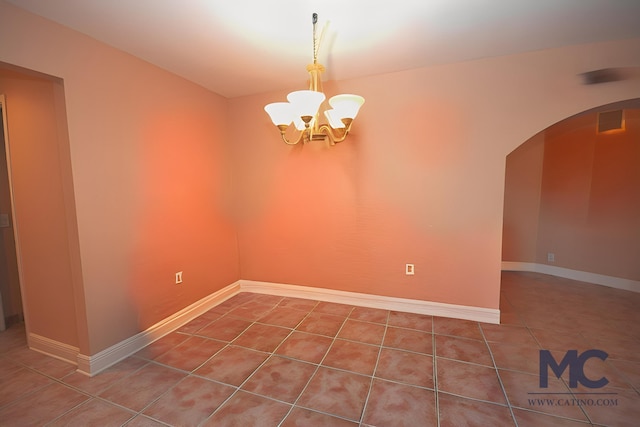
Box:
<box><xmin>279</xmin><ymin>128</ymin><xmax>306</xmax><ymax>145</ymax></box>
<box><xmin>317</xmin><ymin>124</ymin><xmax>351</xmax><ymax>144</ymax></box>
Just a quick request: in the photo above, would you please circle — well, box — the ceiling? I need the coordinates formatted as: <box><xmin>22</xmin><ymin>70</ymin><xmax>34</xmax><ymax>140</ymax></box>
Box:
<box><xmin>7</xmin><ymin>0</ymin><xmax>640</xmax><ymax>98</ymax></box>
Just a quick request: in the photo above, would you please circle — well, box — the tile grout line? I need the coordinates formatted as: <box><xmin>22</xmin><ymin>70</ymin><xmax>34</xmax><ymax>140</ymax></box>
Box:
<box><xmin>523</xmin><ymin>318</ymin><xmax>597</xmax><ymax>425</ymax></box>
<box><xmin>131</xmin><ymin>361</ymin><xmax>221</xmax><ymax>422</ymax></box>
<box><xmin>196</xmin><ymin>296</ymin><xmax>377</xmax><ymax>425</ymax></box>
<box><xmin>277</xmin><ymin>305</ymin><xmax>358</xmax><ymax>425</ymax></box>
<box><xmin>103</xmin><ymin>294</ymin><xmax>283</xmax><ymax>426</ymax></box>
<box><xmin>479</xmin><ymin>323</ymin><xmax>519</xmax><ymax>427</ymax></box>
<box><xmin>358</xmin><ymin>310</ymin><xmax>391</xmax><ymax>426</ymax></box>
<box><xmin>38</xmin><ymin>389</ymin><xmax>104</xmax><ymax>427</ymax></box>
<box><xmin>15</xmin><ymin>357</ymin><xmax>153</xmax><ymax>426</ymax></box>
<box><xmin>197</xmin><ymin>296</ymin><xmax>309</xmax><ymax>426</ymax></box>
<box><xmin>180</xmin><ymin>328</ymin><xmax>255</xmax><ymax>425</ymax></box>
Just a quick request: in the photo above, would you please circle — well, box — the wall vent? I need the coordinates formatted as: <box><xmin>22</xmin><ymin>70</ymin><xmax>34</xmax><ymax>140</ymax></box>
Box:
<box><xmin>597</xmin><ymin>110</ymin><xmax>624</xmax><ymax>134</ymax></box>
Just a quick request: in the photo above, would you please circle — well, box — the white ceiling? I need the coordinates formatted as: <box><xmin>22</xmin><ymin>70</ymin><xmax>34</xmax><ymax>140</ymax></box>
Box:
<box><xmin>7</xmin><ymin>0</ymin><xmax>640</xmax><ymax>98</ymax></box>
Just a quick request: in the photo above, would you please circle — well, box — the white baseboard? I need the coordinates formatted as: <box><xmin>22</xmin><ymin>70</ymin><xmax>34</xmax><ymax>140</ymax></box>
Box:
<box><xmin>75</xmin><ymin>278</ymin><xmax>501</xmax><ymax>376</ymax></box>
<box><xmin>76</xmin><ymin>281</ymin><xmax>241</xmax><ymax>376</ymax></box>
<box><xmin>502</xmin><ymin>262</ymin><xmax>640</xmax><ymax>293</ymax></box>
<box><xmin>239</xmin><ymin>280</ymin><xmax>500</xmax><ymax>325</ymax></box>
<box><xmin>28</xmin><ymin>333</ymin><xmax>79</xmax><ymax>366</ymax></box>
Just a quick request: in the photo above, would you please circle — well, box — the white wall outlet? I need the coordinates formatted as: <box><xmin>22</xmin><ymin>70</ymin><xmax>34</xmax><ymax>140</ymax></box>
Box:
<box><xmin>547</xmin><ymin>253</ymin><xmax>555</xmax><ymax>263</ymax></box>
<box><xmin>405</xmin><ymin>264</ymin><xmax>415</xmax><ymax>275</ymax></box>
<box><xmin>175</xmin><ymin>271</ymin><xmax>183</xmax><ymax>284</ymax></box>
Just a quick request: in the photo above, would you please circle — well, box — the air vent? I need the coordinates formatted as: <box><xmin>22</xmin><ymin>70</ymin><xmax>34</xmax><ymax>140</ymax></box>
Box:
<box><xmin>597</xmin><ymin>110</ymin><xmax>624</xmax><ymax>134</ymax></box>
<box><xmin>581</xmin><ymin>69</ymin><xmax>622</xmax><ymax>85</ymax></box>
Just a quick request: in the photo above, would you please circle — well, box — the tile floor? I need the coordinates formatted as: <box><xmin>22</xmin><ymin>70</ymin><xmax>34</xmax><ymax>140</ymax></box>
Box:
<box><xmin>0</xmin><ymin>271</ymin><xmax>638</xmax><ymax>426</ymax></box>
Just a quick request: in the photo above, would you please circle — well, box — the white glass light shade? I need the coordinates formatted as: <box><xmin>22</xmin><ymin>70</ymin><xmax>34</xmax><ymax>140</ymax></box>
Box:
<box><xmin>328</xmin><ymin>94</ymin><xmax>365</xmax><ymax>119</ymax></box>
<box><xmin>287</xmin><ymin>90</ymin><xmax>326</xmax><ymax>118</ymax></box>
<box><xmin>264</xmin><ymin>102</ymin><xmax>293</xmax><ymax>126</ymax></box>
<box><xmin>324</xmin><ymin>109</ymin><xmax>346</xmax><ymax>129</ymax></box>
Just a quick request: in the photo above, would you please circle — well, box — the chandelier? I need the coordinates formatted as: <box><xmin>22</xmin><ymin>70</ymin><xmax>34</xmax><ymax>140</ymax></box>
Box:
<box><xmin>264</xmin><ymin>13</ymin><xmax>365</xmax><ymax>145</ymax></box>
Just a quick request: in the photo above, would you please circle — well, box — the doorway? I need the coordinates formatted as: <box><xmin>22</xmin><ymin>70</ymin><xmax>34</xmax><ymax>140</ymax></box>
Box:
<box><xmin>0</xmin><ymin>96</ymin><xmax>24</xmax><ymax>331</ymax></box>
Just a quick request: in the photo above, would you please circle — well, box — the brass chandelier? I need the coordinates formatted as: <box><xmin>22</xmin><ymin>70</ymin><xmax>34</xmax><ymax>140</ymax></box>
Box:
<box><xmin>264</xmin><ymin>13</ymin><xmax>365</xmax><ymax>145</ymax></box>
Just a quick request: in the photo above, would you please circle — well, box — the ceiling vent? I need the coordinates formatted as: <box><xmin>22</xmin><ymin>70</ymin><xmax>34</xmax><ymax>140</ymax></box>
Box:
<box><xmin>581</xmin><ymin>69</ymin><xmax>623</xmax><ymax>85</ymax></box>
<box><xmin>597</xmin><ymin>110</ymin><xmax>624</xmax><ymax>134</ymax></box>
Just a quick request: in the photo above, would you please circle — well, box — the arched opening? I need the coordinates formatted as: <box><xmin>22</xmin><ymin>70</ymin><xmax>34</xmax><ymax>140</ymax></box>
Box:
<box><xmin>502</xmin><ymin>98</ymin><xmax>640</xmax><ymax>290</ymax></box>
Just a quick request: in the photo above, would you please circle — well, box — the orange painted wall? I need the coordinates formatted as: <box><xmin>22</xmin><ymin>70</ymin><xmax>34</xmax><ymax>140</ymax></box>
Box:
<box><xmin>536</xmin><ymin>109</ymin><xmax>640</xmax><ymax>280</ymax></box>
<box><xmin>230</xmin><ymin>40</ymin><xmax>640</xmax><ymax>309</ymax></box>
<box><xmin>230</xmin><ymin>82</ymin><xmax>504</xmax><ymax>308</ymax></box>
<box><xmin>0</xmin><ymin>2</ymin><xmax>238</xmax><ymax>354</ymax></box>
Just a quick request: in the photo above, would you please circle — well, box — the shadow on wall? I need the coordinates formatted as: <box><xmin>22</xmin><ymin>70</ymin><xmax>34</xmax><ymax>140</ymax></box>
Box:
<box><xmin>503</xmin><ymin>99</ymin><xmax>640</xmax><ymax>282</ymax></box>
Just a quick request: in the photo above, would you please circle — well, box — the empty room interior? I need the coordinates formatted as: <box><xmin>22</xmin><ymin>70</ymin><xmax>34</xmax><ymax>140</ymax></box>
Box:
<box><xmin>0</xmin><ymin>1</ymin><xmax>639</xmax><ymax>426</ymax></box>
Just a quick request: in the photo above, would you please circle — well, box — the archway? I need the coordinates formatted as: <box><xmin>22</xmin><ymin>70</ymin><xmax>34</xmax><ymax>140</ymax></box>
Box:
<box><xmin>502</xmin><ymin>99</ymin><xmax>640</xmax><ymax>293</ymax></box>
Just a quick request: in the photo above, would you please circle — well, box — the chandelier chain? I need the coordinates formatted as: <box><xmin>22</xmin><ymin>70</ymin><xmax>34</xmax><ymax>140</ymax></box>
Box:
<box><xmin>312</xmin><ymin>13</ymin><xmax>318</xmax><ymax>64</ymax></box>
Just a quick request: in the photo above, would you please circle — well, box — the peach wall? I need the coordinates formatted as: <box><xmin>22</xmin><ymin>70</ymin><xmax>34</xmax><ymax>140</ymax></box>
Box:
<box><xmin>0</xmin><ymin>2</ymin><xmax>238</xmax><ymax>354</ymax></box>
<box><xmin>536</xmin><ymin>109</ymin><xmax>640</xmax><ymax>280</ymax></box>
<box><xmin>230</xmin><ymin>38</ymin><xmax>640</xmax><ymax>310</ymax></box>
<box><xmin>502</xmin><ymin>132</ymin><xmax>544</xmax><ymax>262</ymax></box>
<box><xmin>0</xmin><ymin>68</ymin><xmax>79</xmax><ymax>346</ymax></box>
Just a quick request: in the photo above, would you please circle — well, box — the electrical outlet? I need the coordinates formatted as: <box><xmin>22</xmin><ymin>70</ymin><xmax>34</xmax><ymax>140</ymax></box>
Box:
<box><xmin>547</xmin><ymin>253</ymin><xmax>555</xmax><ymax>263</ymax></box>
<box><xmin>175</xmin><ymin>271</ymin><xmax>183</xmax><ymax>284</ymax></box>
<box><xmin>405</xmin><ymin>264</ymin><xmax>415</xmax><ymax>275</ymax></box>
